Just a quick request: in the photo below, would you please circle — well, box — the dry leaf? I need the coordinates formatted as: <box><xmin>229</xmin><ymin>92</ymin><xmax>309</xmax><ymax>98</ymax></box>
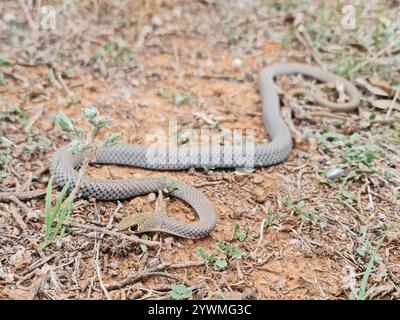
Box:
<box><xmin>9</xmin><ymin>248</ymin><xmax>32</xmax><ymax>270</ymax></box>
<box><xmin>0</xmin><ymin>269</ymin><xmax>14</xmax><ymax>282</ymax></box>
<box><xmin>3</xmin><ymin>288</ymin><xmax>30</xmax><ymax>300</ymax></box>
<box><xmin>356</xmin><ymin>78</ymin><xmax>390</xmax><ymax>97</ymax></box>
<box><xmin>25</xmin><ymin>265</ymin><xmax>50</xmax><ymax>300</ymax></box>
<box><xmin>370</xmin><ymin>73</ymin><xmax>396</xmax><ymax>96</ymax></box>
<box><xmin>371</xmin><ymin>99</ymin><xmax>400</xmax><ymax>111</ymax></box>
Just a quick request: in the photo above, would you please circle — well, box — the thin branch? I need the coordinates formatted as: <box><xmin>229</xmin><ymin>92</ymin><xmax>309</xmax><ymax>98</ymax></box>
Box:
<box><xmin>94</xmin><ymin>238</ymin><xmax>111</xmax><ymax>300</ymax></box>
<box><xmin>105</xmin><ymin>261</ymin><xmax>205</xmax><ymax>291</ymax></box>
<box><xmin>36</xmin><ymin>216</ymin><xmax>160</xmax><ymax>247</ymax></box>
<box><xmin>0</xmin><ymin>189</ymin><xmax>46</xmax><ymax>202</ymax></box>
<box><xmin>386</xmin><ymin>88</ymin><xmax>400</xmax><ymax>119</ymax></box>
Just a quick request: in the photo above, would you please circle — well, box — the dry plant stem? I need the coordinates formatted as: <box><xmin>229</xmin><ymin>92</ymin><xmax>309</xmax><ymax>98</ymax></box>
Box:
<box><xmin>18</xmin><ymin>0</ymin><xmax>37</xmax><ymax>30</ymax></box>
<box><xmin>105</xmin><ymin>261</ymin><xmax>205</xmax><ymax>290</ymax></box>
<box><xmin>307</xmin><ymin>111</ymin><xmax>348</xmax><ymax>120</ymax></box>
<box><xmin>67</xmin><ymin>158</ymin><xmax>91</xmax><ymax>204</ymax></box>
<box><xmin>59</xmin><ymin>130</ymin><xmax>95</xmax><ymax>215</ymax></box>
<box><xmin>386</xmin><ymin>88</ymin><xmax>400</xmax><ymax>119</ymax></box>
<box><xmin>25</xmin><ymin>266</ymin><xmax>50</xmax><ymax>300</ymax></box>
<box><xmin>295</xmin><ymin>25</ymin><xmax>326</xmax><ymax>70</ymax></box>
<box><xmin>94</xmin><ymin>237</ymin><xmax>111</xmax><ymax>300</ymax></box>
<box><xmin>37</xmin><ymin>216</ymin><xmax>160</xmax><ymax>247</ymax></box>
<box><xmin>0</xmin><ymin>189</ymin><xmax>46</xmax><ymax>202</ymax></box>
<box><xmin>350</xmin><ymin>44</ymin><xmax>393</xmax><ymax>74</ymax></box>
<box><xmin>8</xmin><ymin>197</ymin><xmax>29</xmax><ymax>230</ymax></box>
<box><xmin>55</xmin><ymin>71</ymin><xmax>74</xmax><ymax>99</ymax></box>
<box><xmin>251</xmin><ymin>218</ymin><xmax>267</xmax><ymax>259</ymax></box>
<box><xmin>24</xmin><ymin>105</ymin><xmax>44</xmax><ymax>133</ymax></box>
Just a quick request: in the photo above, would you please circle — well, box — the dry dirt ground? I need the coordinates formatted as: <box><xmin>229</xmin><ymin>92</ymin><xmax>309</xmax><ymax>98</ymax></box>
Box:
<box><xmin>0</xmin><ymin>0</ymin><xmax>400</xmax><ymax>300</ymax></box>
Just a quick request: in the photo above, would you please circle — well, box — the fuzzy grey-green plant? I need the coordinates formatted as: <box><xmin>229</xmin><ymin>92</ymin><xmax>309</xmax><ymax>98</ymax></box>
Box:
<box><xmin>43</xmin><ymin>107</ymin><xmax>124</xmax><ymax>248</ymax></box>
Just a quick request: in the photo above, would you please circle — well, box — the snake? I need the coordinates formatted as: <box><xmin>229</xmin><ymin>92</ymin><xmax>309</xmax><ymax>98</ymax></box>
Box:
<box><xmin>50</xmin><ymin>63</ymin><xmax>361</xmax><ymax>239</ymax></box>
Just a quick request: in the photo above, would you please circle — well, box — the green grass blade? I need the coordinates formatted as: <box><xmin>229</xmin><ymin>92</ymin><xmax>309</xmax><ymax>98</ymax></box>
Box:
<box><xmin>44</xmin><ymin>178</ymin><xmax>53</xmax><ymax>239</ymax></box>
<box><xmin>47</xmin><ymin>183</ymin><xmax>69</xmax><ymax>231</ymax></box>
<box><xmin>50</xmin><ymin>197</ymin><xmax>72</xmax><ymax>243</ymax></box>
<box><xmin>51</xmin><ymin>183</ymin><xmax>69</xmax><ymax>217</ymax></box>
<box><xmin>357</xmin><ymin>235</ymin><xmax>386</xmax><ymax>300</ymax></box>
<box><xmin>358</xmin><ymin>254</ymin><xmax>376</xmax><ymax>300</ymax></box>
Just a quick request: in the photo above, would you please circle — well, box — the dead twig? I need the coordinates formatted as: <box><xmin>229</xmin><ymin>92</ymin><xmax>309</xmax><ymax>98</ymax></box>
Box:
<box><xmin>17</xmin><ymin>0</ymin><xmax>37</xmax><ymax>31</ymax></box>
<box><xmin>386</xmin><ymin>88</ymin><xmax>400</xmax><ymax>119</ymax></box>
<box><xmin>294</xmin><ymin>24</ymin><xmax>326</xmax><ymax>70</ymax></box>
<box><xmin>25</xmin><ymin>265</ymin><xmax>50</xmax><ymax>300</ymax></box>
<box><xmin>8</xmin><ymin>199</ymin><xmax>29</xmax><ymax>230</ymax></box>
<box><xmin>106</xmin><ymin>261</ymin><xmax>205</xmax><ymax>290</ymax></box>
<box><xmin>0</xmin><ymin>189</ymin><xmax>46</xmax><ymax>202</ymax></box>
<box><xmin>250</xmin><ymin>217</ymin><xmax>267</xmax><ymax>260</ymax></box>
<box><xmin>193</xmin><ymin>181</ymin><xmax>226</xmax><ymax>188</ymax></box>
<box><xmin>24</xmin><ymin>105</ymin><xmax>44</xmax><ymax>133</ymax></box>
<box><xmin>55</xmin><ymin>71</ymin><xmax>76</xmax><ymax>100</ymax></box>
<box><xmin>94</xmin><ymin>237</ymin><xmax>111</xmax><ymax>300</ymax></box>
<box><xmin>35</xmin><ymin>216</ymin><xmax>160</xmax><ymax>247</ymax></box>
<box><xmin>93</xmin><ymin>201</ymin><xmax>111</xmax><ymax>300</ymax></box>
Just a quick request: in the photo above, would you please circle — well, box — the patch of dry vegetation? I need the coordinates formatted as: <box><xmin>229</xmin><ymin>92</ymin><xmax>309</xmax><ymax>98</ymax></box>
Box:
<box><xmin>0</xmin><ymin>0</ymin><xmax>399</xmax><ymax>300</ymax></box>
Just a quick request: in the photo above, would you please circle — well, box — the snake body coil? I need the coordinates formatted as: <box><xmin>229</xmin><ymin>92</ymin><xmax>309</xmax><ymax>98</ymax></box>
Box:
<box><xmin>50</xmin><ymin>63</ymin><xmax>360</xmax><ymax>239</ymax></box>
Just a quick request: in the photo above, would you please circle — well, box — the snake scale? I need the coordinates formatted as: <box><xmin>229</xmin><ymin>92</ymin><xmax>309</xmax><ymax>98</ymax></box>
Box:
<box><xmin>50</xmin><ymin>63</ymin><xmax>361</xmax><ymax>239</ymax></box>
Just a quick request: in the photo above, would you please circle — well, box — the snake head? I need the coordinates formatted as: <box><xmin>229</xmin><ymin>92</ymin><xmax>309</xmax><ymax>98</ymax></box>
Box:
<box><xmin>116</xmin><ymin>213</ymin><xmax>159</xmax><ymax>234</ymax></box>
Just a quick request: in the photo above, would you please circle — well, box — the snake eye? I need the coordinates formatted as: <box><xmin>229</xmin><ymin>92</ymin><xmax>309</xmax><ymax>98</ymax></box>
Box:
<box><xmin>129</xmin><ymin>224</ymin><xmax>139</xmax><ymax>232</ymax></box>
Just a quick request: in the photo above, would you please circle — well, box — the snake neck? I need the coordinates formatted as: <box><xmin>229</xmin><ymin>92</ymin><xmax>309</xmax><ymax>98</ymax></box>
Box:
<box><xmin>152</xmin><ymin>214</ymin><xmax>216</xmax><ymax>239</ymax></box>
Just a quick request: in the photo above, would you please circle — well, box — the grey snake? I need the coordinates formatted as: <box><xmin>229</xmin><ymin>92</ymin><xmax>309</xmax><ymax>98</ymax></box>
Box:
<box><xmin>50</xmin><ymin>63</ymin><xmax>361</xmax><ymax>239</ymax></box>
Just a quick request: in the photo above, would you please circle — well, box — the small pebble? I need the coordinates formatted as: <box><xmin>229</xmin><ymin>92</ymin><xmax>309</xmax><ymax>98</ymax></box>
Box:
<box><xmin>232</xmin><ymin>58</ymin><xmax>242</xmax><ymax>69</ymax></box>
<box><xmin>253</xmin><ymin>175</ymin><xmax>264</xmax><ymax>184</ymax></box>
<box><xmin>245</xmin><ymin>69</ymin><xmax>255</xmax><ymax>81</ymax></box>
<box><xmin>148</xmin><ymin>192</ymin><xmax>156</xmax><ymax>202</ymax></box>
<box><xmin>3</xmin><ymin>12</ymin><xmax>16</xmax><ymax>22</ymax></box>
<box><xmin>326</xmin><ymin>167</ymin><xmax>345</xmax><ymax>179</ymax></box>
<box><xmin>164</xmin><ymin>237</ymin><xmax>174</xmax><ymax>247</ymax></box>
<box><xmin>151</xmin><ymin>15</ymin><xmax>163</xmax><ymax>27</ymax></box>
<box><xmin>173</xmin><ymin>7</ymin><xmax>182</xmax><ymax>17</ymax></box>
<box><xmin>253</xmin><ymin>187</ymin><xmax>267</xmax><ymax>203</ymax></box>
<box><xmin>148</xmin><ymin>258</ymin><xmax>160</xmax><ymax>268</ymax></box>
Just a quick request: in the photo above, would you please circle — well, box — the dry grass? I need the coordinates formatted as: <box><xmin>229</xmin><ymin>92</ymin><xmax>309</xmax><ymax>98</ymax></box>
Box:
<box><xmin>0</xmin><ymin>0</ymin><xmax>399</xmax><ymax>300</ymax></box>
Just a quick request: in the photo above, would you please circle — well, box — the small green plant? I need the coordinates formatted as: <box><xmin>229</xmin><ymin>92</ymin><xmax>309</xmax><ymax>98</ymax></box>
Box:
<box><xmin>316</xmin><ymin>130</ymin><xmax>382</xmax><ymax>212</ymax></box>
<box><xmin>234</xmin><ymin>224</ymin><xmax>247</xmax><ymax>241</ymax></box>
<box><xmin>43</xmin><ymin>178</ymin><xmax>71</xmax><ymax>248</ymax></box>
<box><xmin>169</xmin><ymin>91</ymin><xmax>197</xmax><ymax>106</ymax></box>
<box><xmin>282</xmin><ymin>1</ymin><xmax>400</xmax><ymax>82</ymax></box>
<box><xmin>284</xmin><ymin>191</ymin><xmax>326</xmax><ymax>229</ymax></box>
<box><xmin>0</xmin><ymin>142</ymin><xmax>11</xmax><ymax>166</ymax></box>
<box><xmin>342</xmin><ymin>133</ymin><xmax>380</xmax><ymax>168</ymax></box>
<box><xmin>219</xmin><ymin>10</ymin><xmax>255</xmax><ymax>46</ymax></box>
<box><xmin>160</xmin><ymin>175</ymin><xmax>178</xmax><ymax>194</ymax></box>
<box><xmin>43</xmin><ymin>107</ymin><xmax>124</xmax><ymax>248</ymax></box>
<box><xmin>196</xmin><ymin>241</ymin><xmax>243</xmax><ymax>270</ymax></box>
<box><xmin>233</xmin><ymin>224</ymin><xmax>256</xmax><ymax>242</ymax></box>
<box><xmin>351</xmin><ymin>227</ymin><xmax>387</xmax><ymax>300</ymax></box>
<box><xmin>0</xmin><ymin>124</ymin><xmax>13</xmax><ymax>180</ymax></box>
<box><xmin>139</xmin><ymin>234</ymin><xmax>149</xmax><ymax>253</ymax></box>
<box><xmin>24</xmin><ymin>132</ymin><xmax>49</xmax><ymax>153</ymax></box>
<box><xmin>0</xmin><ymin>58</ymin><xmax>13</xmax><ymax>85</ymax></box>
<box><xmin>216</xmin><ymin>241</ymin><xmax>243</xmax><ymax>259</ymax></box>
<box><xmin>393</xmin><ymin>122</ymin><xmax>400</xmax><ymax>143</ymax></box>
<box><xmin>196</xmin><ymin>246</ymin><xmax>217</xmax><ymax>265</ymax></box>
<box><xmin>170</xmin><ymin>284</ymin><xmax>192</xmax><ymax>300</ymax></box>
<box><xmin>265</xmin><ymin>208</ymin><xmax>280</xmax><ymax>227</ymax></box>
